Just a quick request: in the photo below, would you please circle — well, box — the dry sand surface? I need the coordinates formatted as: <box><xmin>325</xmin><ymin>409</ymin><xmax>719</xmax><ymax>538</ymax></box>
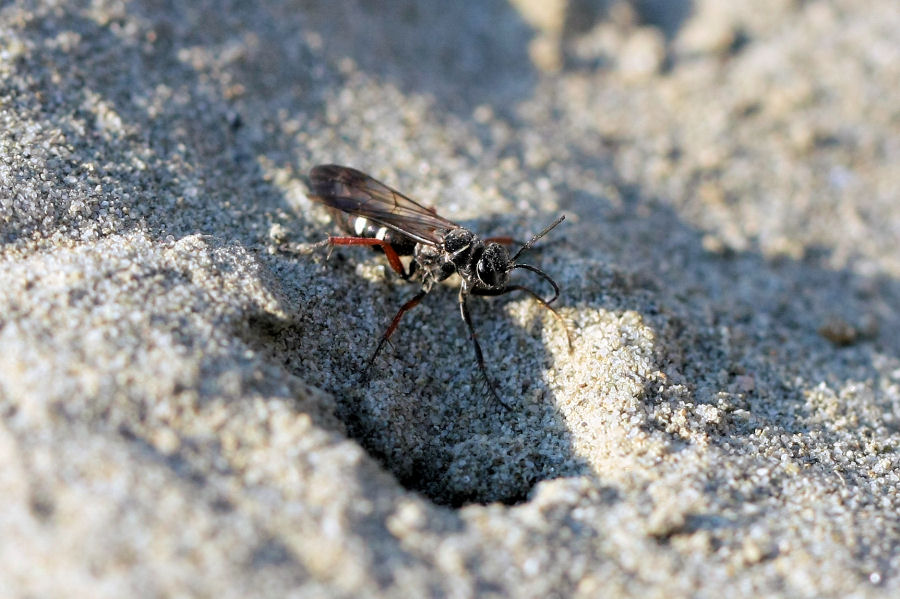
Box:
<box><xmin>1</xmin><ymin>1</ymin><xmax>899</xmax><ymax>597</ymax></box>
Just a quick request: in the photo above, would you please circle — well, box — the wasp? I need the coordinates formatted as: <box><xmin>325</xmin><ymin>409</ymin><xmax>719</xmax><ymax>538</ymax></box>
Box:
<box><xmin>308</xmin><ymin>165</ymin><xmax>568</xmax><ymax>408</ymax></box>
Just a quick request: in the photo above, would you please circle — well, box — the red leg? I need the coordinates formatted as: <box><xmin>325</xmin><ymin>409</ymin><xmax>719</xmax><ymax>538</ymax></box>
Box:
<box><xmin>483</xmin><ymin>236</ymin><xmax>516</xmax><ymax>245</ymax></box>
<box><xmin>327</xmin><ymin>236</ymin><xmax>408</xmax><ymax>278</ymax></box>
<box><xmin>364</xmin><ymin>289</ymin><xmax>428</xmax><ymax>376</ymax></box>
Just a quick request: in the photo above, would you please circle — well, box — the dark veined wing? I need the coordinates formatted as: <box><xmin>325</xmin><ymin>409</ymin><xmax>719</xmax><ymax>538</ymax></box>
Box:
<box><xmin>309</xmin><ymin>165</ymin><xmax>459</xmax><ymax>246</ymax></box>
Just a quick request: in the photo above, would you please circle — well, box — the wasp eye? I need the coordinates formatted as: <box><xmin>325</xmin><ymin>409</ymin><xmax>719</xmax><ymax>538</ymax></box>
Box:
<box><xmin>477</xmin><ymin>244</ymin><xmax>510</xmax><ymax>288</ymax></box>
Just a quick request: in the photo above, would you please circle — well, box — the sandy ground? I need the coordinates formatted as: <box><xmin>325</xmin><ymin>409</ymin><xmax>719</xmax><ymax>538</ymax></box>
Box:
<box><xmin>1</xmin><ymin>0</ymin><xmax>899</xmax><ymax>597</ymax></box>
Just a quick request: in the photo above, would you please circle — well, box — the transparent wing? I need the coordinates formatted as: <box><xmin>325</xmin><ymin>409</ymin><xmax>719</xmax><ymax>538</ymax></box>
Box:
<box><xmin>309</xmin><ymin>165</ymin><xmax>458</xmax><ymax>245</ymax></box>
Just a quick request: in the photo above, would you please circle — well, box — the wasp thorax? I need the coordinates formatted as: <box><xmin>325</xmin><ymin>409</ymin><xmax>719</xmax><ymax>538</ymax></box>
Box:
<box><xmin>442</xmin><ymin>228</ymin><xmax>478</xmax><ymax>269</ymax></box>
<box><xmin>443</xmin><ymin>228</ymin><xmax>475</xmax><ymax>253</ymax></box>
<box><xmin>476</xmin><ymin>243</ymin><xmax>511</xmax><ymax>289</ymax></box>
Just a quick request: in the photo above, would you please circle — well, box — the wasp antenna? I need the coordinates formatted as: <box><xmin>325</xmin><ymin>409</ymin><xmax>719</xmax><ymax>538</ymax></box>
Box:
<box><xmin>495</xmin><ymin>283</ymin><xmax>573</xmax><ymax>351</ymax></box>
<box><xmin>510</xmin><ymin>263</ymin><xmax>560</xmax><ymax>305</ymax></box>
<box><xmin>510</xmin><ymin>214</ymin><xmax>565</xmax><ymax>263</ymax></box>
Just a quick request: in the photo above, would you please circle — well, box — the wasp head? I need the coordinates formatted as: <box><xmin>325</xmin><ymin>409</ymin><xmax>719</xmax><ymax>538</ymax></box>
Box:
<box><xmin>476</xmin><ymin>243</ymin><xmax>511</xmax><ymax>289</ymax></box>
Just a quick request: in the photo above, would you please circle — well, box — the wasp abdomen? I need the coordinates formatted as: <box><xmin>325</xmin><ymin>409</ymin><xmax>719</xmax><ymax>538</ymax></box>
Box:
<box><xmin>339</xmin><ymin>213</ymin><xmax>416</xmax><ymax>255</ymax></box>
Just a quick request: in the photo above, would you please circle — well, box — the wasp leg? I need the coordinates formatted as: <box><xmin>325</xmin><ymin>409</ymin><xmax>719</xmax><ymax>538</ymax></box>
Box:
<box><xmin>459</xmin><ymin>287</ymin><xmax>512</xmax><ymax>410</ymax></box>
<box><xmin>473</xmin><ymin>285</ymin><xmax>573</xmax><ymax>352</ymax></box>
<box><xmin>482</xmin><ymin>235</ymin><xmax>517</xmax><ymax>245</ymax></box>
<box><xmin>326</xmin><ymin>236</ymin><xmax>411</xmax><ymax>279</ymax></box>
<box><xmin>363</xmin><ymin>288</ymin><xmax>429</xmax><ymax>380</ymax></box>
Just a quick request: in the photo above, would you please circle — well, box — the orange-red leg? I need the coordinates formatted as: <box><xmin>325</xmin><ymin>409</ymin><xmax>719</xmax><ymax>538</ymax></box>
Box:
<box><xmin>327</xmin><ymin>236</ymin><xmax>409</xmax><ymax>278</ymax></box>
<box><xmin>364</xmin><ymin>289</ymin><xmax>428</xmax><ymax>376</ymax></box>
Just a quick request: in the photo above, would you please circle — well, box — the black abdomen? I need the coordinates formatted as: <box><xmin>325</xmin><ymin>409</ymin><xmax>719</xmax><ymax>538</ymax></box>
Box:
<box><xmin>337</xmin><ymin>212</ymin><xmax>417</xmax><ymax>255</ymax></box>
